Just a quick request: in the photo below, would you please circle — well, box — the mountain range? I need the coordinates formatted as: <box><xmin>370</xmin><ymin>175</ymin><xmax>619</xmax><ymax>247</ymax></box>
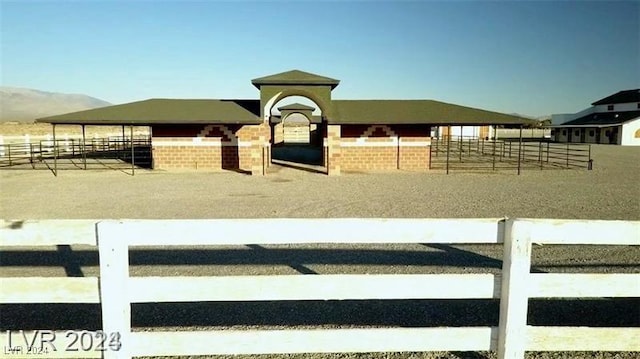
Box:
<box><xmin>0</xmin><ymin>87</ymin><xmax>112</xmax><ymax>123</ymax></box>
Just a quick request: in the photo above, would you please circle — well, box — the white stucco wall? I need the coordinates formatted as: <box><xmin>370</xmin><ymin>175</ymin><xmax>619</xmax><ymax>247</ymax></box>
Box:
<box><xmin>599</xmin><ymin>127</ymin><xmax>621</xmax><ymax>145</ymax></box>
<box><xmin>594</xmin><ymin>102</ymin><xmax>639</xmax><ymax>112</ymax></box>
<box><xmin>570</xmin><ymin>128</ymin><xmax>582</xmax><ymax>143</ymax></box>
<box><xmin>449</xmin><ymin>126</ymin><xmax>480</xmax><ymax>138</ymax></box>
<box><xmin>584</xmin><ymin>128</ymin><xmax>598</xmax><ymax>143</ymax></box>
<box><xmin>556</xmin><ymin>128</ymin><xmax>569</xmax><ymax>142</ymax></box>
<box><xmin>621</xmin><ymin>118</ymin><xmax>640</xmax><ymax>146</ymax></box>
<box><xmin>599</xmin><ymin>128</ymin><xmax>609</xmax><ymax>144</ymax></box>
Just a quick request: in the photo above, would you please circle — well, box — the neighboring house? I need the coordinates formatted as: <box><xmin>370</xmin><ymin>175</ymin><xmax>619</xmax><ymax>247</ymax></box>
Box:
<box><xmin>37</xmin><ymin>70</ymin><xmax>533</xmax><ymax>175</ymax></box>
<box><xmin>551</xmin><ymin>89</ymin><xmax>640</xmax><ymax>146</ymax></box>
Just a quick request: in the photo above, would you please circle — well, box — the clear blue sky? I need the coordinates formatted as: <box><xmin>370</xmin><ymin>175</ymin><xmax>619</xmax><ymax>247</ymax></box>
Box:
<box><xmin>1</xmin><ymin>0</ymin><xmax>638</xmax><ymax>117</ymax></box>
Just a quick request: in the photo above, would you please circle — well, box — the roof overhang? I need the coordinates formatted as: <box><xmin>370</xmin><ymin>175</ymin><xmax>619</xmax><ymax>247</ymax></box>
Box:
<box><xmin>549</xmin><ymin>123</ymin><xmax>624</xmax><ymax>128</ymax></box>
<box><xmin>36</xmin><ymin>99</ymin><xmax>262</xmax><ymax>126</ymax></box>
<box><xmin>329</xmin><ymin>100</ymin><xmax>536</xmax><ymax>126</ymax></box>
<box><xmin>252</xmin><ymin>70</ymin><xmax>340</xmax><ymax>89</ymax></box>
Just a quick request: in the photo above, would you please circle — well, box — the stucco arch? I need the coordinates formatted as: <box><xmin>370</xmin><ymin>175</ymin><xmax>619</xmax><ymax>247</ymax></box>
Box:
<box><xmin>262</xmin><ymin>91</ymin><xmax>283</xmax><ymax>122</ymax></box>
<box><xmin>264</xmin><ymin>89</ymin><xmax>330</xmax><ymax>120</ymax></box>
<box><xmin>282</xmin><ymin>111</ymin><xmax>312</xmax><ymax>123</ymax></box>
<box><xmin>635</xmin><ymin>128</ymin><xmax>640</xmax><ymax>138</ymax></box>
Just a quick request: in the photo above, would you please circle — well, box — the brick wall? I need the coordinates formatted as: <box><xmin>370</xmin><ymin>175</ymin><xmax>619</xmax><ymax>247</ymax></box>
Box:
<box><xmin>151</xmin><ymin>124</ymin><xmax>265</xmax><ymax>173</ymax></box>
<box><xmin>340</xmin><ymin>124</ymin><xmax>431</xmax><ymax>172</ymax></box>
<box><xmin>153</xmin><ymin>138</ymin><xmax>223</xmax><ymax>169</ymax></box>
<box><xmin>397</xmin><ymin>137</ymin><xmax>431</xmax><ymax>171</ymax></box>
<box><xmin>273</xmin><ymin>123</ymin><xmax>284</xmax><ymax>144</ymax></box>
<box><xmin>341</xmin><ymin>146</ymin><xmax>397</xmax><ymax>170</ymax></box>
<box><xmin>150</xmin><ymin>123</ymin><xmax>430</xmax><ymax>174</ymax></box>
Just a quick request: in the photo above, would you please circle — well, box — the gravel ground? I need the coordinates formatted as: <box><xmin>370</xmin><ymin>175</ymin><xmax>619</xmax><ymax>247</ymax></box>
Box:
<box><xmin>1</xmin><ymin>144</ymin><xmax>639</xmax><ymax>359</ymax></box>
<box><xmin>1</xmin><ymin>145</ymin><xmax>639</xmax><ymax>220</ymax></box>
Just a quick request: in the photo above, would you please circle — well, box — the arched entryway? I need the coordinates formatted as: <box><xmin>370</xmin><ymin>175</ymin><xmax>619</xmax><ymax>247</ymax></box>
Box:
<box><xmin>251</xmin><ymin>70</ymin><xmax>340</xmax><ymax>174</ymax></box>
<box><xmin>269</xmin><ymin>97</ymin><xmax>326</xmax><ymax>170</ymax></box>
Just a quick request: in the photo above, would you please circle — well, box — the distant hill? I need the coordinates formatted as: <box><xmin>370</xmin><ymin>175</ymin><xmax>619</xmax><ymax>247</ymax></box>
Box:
<box><xmin>0</xmin><ymin>87</ymin><xmax>111</xmax><ymax>123</ymax></box>
<box><xmin>509</xmin><ymin>113</ymin><xmax>552</xmax><ymax>126</ymax></box>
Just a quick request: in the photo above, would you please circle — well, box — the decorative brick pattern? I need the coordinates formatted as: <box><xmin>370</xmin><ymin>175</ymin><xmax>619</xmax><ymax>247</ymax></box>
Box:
<box><xmin>340</xmin><ymin>125</ymin><xmax>430</xmax><ymax>172</ymax></box>
<box><xmin>151</xmin><ymin>124</ymin><xmax>267</xmax><ymax>173</ymax></box>
<box><xmin>151</xmin><ymin>123</ymin><xmax>428</xmax><ymax>174</ymax></box>
<box><xmin>198</xmin><ymin>125</ymin><xmax>236</xmax><ymax>142</ymax></box>
<box><xmin>362</xmin><ymin>125</ymin><xmax>397</xmax><ymax>138</ymax></box>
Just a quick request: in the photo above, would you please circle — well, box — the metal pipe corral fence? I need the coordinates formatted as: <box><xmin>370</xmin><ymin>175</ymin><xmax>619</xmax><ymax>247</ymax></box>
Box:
<box><xmin>0</xmin><ymin>136</ymin><xmax>152</xmax><ymax>175</ymax></box>
<box><xmin>429</xmin><ymin>137</ymin><xmax>592</xmax><ymax>173</ymax></box>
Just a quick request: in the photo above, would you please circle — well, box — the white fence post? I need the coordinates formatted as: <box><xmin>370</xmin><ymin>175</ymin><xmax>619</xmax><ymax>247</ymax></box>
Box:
<box><xmin>498</xmin><ymin>219</ymin><xmax>532</xmax><ymax>359</ymax></box>
<box><xmin>98</xmin><ymin>221</ymin><xmax>131</xmax><ymax>359</ymax></box>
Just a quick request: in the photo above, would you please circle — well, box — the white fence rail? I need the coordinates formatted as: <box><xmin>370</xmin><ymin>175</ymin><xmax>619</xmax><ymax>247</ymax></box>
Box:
<box><xmin>496</xmin><ymin>128</ymin><xmax>551</xmax><ymax>139</ymax></box>
<box><xmin>1</xmin><ymin>218</ymin><xmax>638</xmax><ymax>359</ymax></box>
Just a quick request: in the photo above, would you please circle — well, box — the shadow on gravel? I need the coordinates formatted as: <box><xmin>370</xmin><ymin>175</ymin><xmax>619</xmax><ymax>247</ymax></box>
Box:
<box><xmin>2</xmin><ymin>298</ymin><xmax>638</xmax><ymax>331</ymax></box>
<box><xmin>4</xmin><ymin>245</ymin><xmax>639</xmax><ymax>272</ymax></box>
<box><xmin>0</xmin><ymin>247</ymin><xmax>506</xmax><ymax>269</ymax></box>
<box><xmin>2</xmin><ymin>245</ymin><xmax>639</xmax><ymax>331</ymax></box>
<box><xmin>56</xmin><ymin>245</ymin><xmax>84</xmax><ymax>277</ymax></box>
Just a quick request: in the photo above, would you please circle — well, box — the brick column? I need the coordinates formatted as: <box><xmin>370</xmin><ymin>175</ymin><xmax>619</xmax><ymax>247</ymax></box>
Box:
<box><xmin>250</xmin><ymin>141</ymin><xmax>263</xmax><ymax>176</ymax></box>
<box><xmin>250</xmin><ymin>123</ymin><xmax>270</xmax><ymax>176</ymax></box>
<box><xmin>327</xmin><ymin>124</ymin><xmax>341</xmax><ymax>176</ymax></box>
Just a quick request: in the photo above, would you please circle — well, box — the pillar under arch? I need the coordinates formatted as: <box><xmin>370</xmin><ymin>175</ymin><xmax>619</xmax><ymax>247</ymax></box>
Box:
<box><xmin>326</xmin><ymin>124</ymin><xmax>341</xmax><ymax>176</ymax></box>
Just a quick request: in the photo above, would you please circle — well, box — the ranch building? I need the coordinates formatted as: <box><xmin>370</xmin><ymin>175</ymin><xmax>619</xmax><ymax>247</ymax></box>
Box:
<box><xmin>37</xmin><ymin>70</ymin><xmax>533</xmax><ymax>175</ymax></box>
<box><xmin>550</xmin><ymin>89</ymin><xmax>640</xmax><ymax>146</ymax></box>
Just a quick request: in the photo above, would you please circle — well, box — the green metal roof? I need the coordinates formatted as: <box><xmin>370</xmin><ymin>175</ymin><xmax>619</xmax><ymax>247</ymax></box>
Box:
<box><xmin>36</xmin><ymin>99</ymin><xmax>261</xmax><ymax>125</ymax></box>
<box><xmin>330</xmin><ymin>100</ymin><xmax>535</xmax><ymax>125</ymax></box>
<box><xmin>277</xmin><ymin>103</ymin><xmax>316</xmax><ymax>111</ymax></box>
<box><xmin>36</xmin><ymin>97</ymin><xmax>534</xmax><ymax>127</ymax></box>
<box><xmin>252</xmin><ymin>70</ymin><xmax>340</xmax><ymax>89</ymax></box>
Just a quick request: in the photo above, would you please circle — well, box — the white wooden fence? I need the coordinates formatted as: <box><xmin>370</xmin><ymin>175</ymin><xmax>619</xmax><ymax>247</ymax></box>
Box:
<box><xmin>1</xmin><ymin>218</ymin><xmax>638</xmax><ymax>359</ymax></box>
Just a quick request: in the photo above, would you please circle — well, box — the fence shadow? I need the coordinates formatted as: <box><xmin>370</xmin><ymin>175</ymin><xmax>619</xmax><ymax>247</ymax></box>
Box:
<box><xmin>2</xmin><ymin>243</ymin><xmax>638</xmax><ymax>331</ymax></box>
<box><xmin>4</xmin><ymin>246</ymin><xmax>639</xmax><ymax>271</ymax></box>
<box><xmin>0</xmin><ymin>246</ymin><xmax>507</xmax><ymax>269</ymax></box>
<box><xmin>2</xmin><ymin>298</ymin><xmax>638</xmax><ymax>331</ymax></box>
